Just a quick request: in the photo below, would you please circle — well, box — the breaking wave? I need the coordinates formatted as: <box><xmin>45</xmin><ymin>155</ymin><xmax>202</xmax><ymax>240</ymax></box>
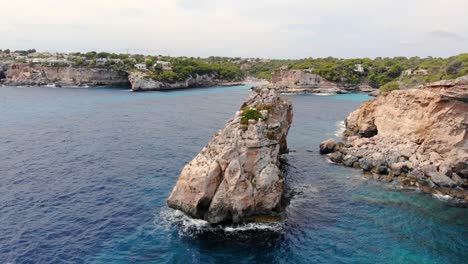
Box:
<box><xmin>334</xmin><ymin>120</ymin><xmax>346</xmax><ymax>137</ymax></box>
<box><xmin>157</xmin><ymin>208</ymin><xmax>283</xmax><ymax>238</ymax></box>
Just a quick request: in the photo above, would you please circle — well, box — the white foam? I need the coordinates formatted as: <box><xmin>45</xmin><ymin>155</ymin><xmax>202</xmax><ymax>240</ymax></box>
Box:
<box><xmin>432</xmin><ymin>193</ymin><xmax>452</xmax><ymax>201</ymax></box>
<box><xmin>157</xmin><ymin>208</ymin><xmax>282</xmax><ymax>236</ymax></box>
<box><xmin>312</xmin><ymin>93</ymin><xmax>334</xmax><ymax>96</ymax></box>
<box><xmin>223</xmin><ymin>222</ymin><xmax>282</xmax><ymax>232</ymax></box>
<box><xmin>334</xmin><ymin>120</ymin><xmax>346</xmax><ymax>137</ymax></box>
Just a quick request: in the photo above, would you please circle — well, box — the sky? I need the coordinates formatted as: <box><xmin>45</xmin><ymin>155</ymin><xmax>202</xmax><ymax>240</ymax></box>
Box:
<box><xmin>1</xmin><ymin>0</ymin><xmax>467</xmax><ymax>59</ymax></box>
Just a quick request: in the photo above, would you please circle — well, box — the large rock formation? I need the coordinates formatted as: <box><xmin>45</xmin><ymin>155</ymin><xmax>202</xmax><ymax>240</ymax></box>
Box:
<box><xmin>320</xmin><ymin>80</ymin><xmax>468</xmax><ymax>199</ymax></box>
<box><xmin>128</xmin><ymin>71</ymin><xmax>243</xmax><ymax>91</ymax></box>
<box><xmin>0</xmin><ymin>63</ymin><xmax>244</xmax><ymax>90</ymax></box>
<box><xmin>269</xmin><ymin>69</ymin><xmax>377</xmax><ymax>94</ymax></box>
<box><xmin>1</xmin><ymin>64</ymin><xmax>130</xmax><ymax>87</ymax></box>
<box><xmin>167</xmin><ymin>87</ymin><xmax>293</xmax><ymax>223</ymax></box>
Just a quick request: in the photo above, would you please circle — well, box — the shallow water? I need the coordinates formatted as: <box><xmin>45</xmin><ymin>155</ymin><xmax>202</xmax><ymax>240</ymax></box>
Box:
<box><xmin>0</xmin><ymin>85</ymin><xmax>466</xmax><ymax>263</ymax></box>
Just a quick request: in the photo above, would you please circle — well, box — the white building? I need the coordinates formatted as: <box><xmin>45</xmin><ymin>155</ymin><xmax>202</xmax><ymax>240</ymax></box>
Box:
<box><xmin>96</xmin><ymin>58</ymin><xmax>108</xmax><ymax>66</ymax></box>
<box><xmin>110</xmin><ymin>58</ymin><xmax>122</xmax><ymax>64</ymax></box>
<box><xmin>354</xmin><ymin>64</ymin><xmax>364</xmax><ymax>72</ymax></box>
<box><xmin>413</xmin><ymin>69</ymin><xmax>428</xmax><ymax>75</ymax></box>
<box><xmin>156</xmin><ymin>60</ymin><xmax>171</xmax><ymax>66</ymax></box>
<box><xmin>401</xmin><ymin>69</ymin><xmax>412</xmax><ymax>76</ymax></box>
<box><xmin>135</xmin><ymin>63</ymin><xmax>147</xmax><ymax>70</ymax></box>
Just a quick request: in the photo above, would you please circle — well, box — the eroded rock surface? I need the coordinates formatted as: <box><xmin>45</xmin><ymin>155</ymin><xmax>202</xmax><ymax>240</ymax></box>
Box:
<box><xmin>128</xmin><ymin>71</ymin><xmax>243</xmax><ymax>91</ymax></box>
<box><xmin>2</xmin><ymin>64</ymin><xmax>130</xmax><ymax>87</ymax></box>
<box><xmin>321</xmin><ymin>80</ymin><xmax>468</xmax><ymax>199</ymax></box>
<box><xmin>269</xmin><ymin>69</ymin><xmax>378</xmax><ymax>95</ymax></box>
<box><xmin>167</xmin><ymin>87</ymin><xmax>293</xmax><ymax>223</ymax></box>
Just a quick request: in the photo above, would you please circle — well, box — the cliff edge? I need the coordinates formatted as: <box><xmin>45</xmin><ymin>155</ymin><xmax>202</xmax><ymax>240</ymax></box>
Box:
<box><xmin>320</xmin><ymin>79</ymin><xmax>468</xmax><ymax>199</ymax></box>
<box><xmin>167</xmin><ymin>87</ymin><xmax>293</xmax><ymax>223</ymax></box>
<box><xmin>1</xmin><ymin>64</ymin><xmax>130</xmax><ymax>87</ymax></box>
<box><xmin>269</xmin><ymin>69</ymin><xmax>376</xmax><ymax>94</ymax></box>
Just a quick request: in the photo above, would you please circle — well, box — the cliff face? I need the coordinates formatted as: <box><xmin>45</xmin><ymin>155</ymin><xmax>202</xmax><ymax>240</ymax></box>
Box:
<box><xmin>167</xmin><ymin>87</ymin><xmax>293</xmax><ymax>223</ymax></box>
<box><xmin>320</xmin><ymin>80</ymin><xmax>468</xmax><ymax>199</ymax></box>
<box><xmin>128</xmin><ymin>72</ymin><xmax>230</xmax><ymax>91</ymax></box>
<box><xmin>1</xmin><ymin>64</ymin><xmax>130</xmax><ymax>87</ymax></box>
<box><xmin>270</xmin><ymin>69</ymin><xmax>376</xmax><ymax>94</ymax></box>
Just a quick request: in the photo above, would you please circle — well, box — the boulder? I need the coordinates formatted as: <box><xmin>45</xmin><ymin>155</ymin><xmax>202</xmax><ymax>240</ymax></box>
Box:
<box><xmin>452</xmin><ymin>162</ymin><xmax>468</xmax><ymax>179</ymax></box>
<box><xmin>327</xmin><ymin>152</ymin><xmax>343</xmax><ymax>163</ymax></box>
<box><xmin>359</xmin><ymin>158</ymin><xmax>373</xmax><ymax>171</ymax></box>
<box><xmin>376</xmin><ymin>165</ymin><xmax>389</xmax><ymax>175</ymax></box>
<box><xmin>167</xmin><ymin>87</ymin><xmax>293</xmax><ymax>223</ymax></box>
<box><xmin>343</xmin><ymin>155</ymin><xmax>358</xmax><ymax>167</ymax></box>
<box><xmin>319</xmin><ymin>139</ymin><xmax>337</xmax><ymax>154</ymax></box>
<box><xmin>426</xmin><ymin>171</ymin><xmax>456</xmax><ymax>188</ymax></box>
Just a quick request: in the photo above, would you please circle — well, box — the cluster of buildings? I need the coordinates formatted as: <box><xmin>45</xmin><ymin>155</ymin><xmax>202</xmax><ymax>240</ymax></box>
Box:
<box><xmin>0</xmin><ymin>50</ymin><xmax>176</xmax><ymax>71</ymax></box>
<box><xmin>401</xmin><ymin>69</ymin><xmax>429</xmax><ymax>76</ymax></box>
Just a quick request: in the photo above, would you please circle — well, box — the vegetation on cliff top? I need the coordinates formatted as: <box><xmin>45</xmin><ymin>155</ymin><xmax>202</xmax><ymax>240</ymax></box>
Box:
<box><xmin>380</xmin><ymin>81</ymin><xmax>400</xmax><ymax>93</ymax></box>
<box><xmin>1</xmin><ymin>48</ymin><xmax>467</xmax><ymax>87</ymax></box>
<box><xmin>146</xmin><ymin>57</ymin><xmax>243</xmax><ymax>83</ymax></box>
<box><xmin>245</xmin><ymin>53</ymin><xmax>468</xmax><ymax>88</ymax></box>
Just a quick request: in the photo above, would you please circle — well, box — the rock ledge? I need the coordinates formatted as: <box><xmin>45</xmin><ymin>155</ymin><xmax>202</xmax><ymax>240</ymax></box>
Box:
<box><xmin>320</xmin><ymin>81</ymin><xmax>468</xmax><ymax>200</ymax></box>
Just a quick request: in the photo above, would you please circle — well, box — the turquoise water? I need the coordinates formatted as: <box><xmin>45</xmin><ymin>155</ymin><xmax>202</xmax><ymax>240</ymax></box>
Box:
<box><xmin>0</xmin><ymin>85</ymin><xmax>466</xmax><ymax>263</ymax></box>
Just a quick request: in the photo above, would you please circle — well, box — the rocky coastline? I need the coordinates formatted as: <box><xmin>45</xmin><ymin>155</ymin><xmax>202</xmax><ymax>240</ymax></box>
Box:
<box><xmin>127</xmin><ymin>71</ymin><xmax>243</xmax><ymax>91</ymax></box>
<box><xmin>269</xmin><ymin>69</ymin><xmax>378</xmax><ymax>95</ymax></box>
<box><xmin>0</xmin><ymin>63</ymin><xmax>130</xmax><ymax>87</ymax></box>
<box><xmin>320</xmin><ymin>79</ymin><xmax>468</xmax><ymax>200</ymax></box>
<box><xmin>167</xmin><ymin>86</ymin><xmax>293</xmax><ymax>224</ymax></box>
<box><xmin>0</xmin><ymin>63</ymin><xmax>244</xmax><ymax>90</ymax></box>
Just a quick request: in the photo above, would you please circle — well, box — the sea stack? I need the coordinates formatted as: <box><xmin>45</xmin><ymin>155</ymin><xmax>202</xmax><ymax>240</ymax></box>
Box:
<box><xmin>167</xmin><ymin>87</ymin><xmax>293</xmax><ymax>223</ymax></box>
<box><xmin>320</xmin><ymin>77</ymin><xmax>468</xmax><ymax>199</ymax></box>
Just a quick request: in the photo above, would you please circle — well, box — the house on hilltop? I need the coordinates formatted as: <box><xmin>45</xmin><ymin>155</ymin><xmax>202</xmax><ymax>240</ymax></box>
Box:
<box><xmin>135</xmin><ymin>63</ymin><xmax>147</xmax><ymax>70</ymax></box>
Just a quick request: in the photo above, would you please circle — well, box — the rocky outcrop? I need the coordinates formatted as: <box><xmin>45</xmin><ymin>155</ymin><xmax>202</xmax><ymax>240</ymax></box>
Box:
<box><xmin>128</xmin><ymin>71</ymin><xmax>243</xmax><ymax>91</ymax></box>
<box><xmin>1</xmin><ymin>64</ymin><xmax>130</xmax><ymax>87</ymax></box>
<box><xmin>0</xmin><ymin>62</ymin><xmax>11</xmax><ymax>80</ymax></box>
<box><xmin>167</xmin><ymin>87</ymin><xmax>293</xmax><ymax>223</ymax></box>
<box><xmin>320</xmin><ymin>81</ymin><xmax>468</xmax><ymax>199</ymax></box>
<box><xmin>269</xmin><ymin>69</ymin><xmax>378</xmax><ymax>94</ymax></box>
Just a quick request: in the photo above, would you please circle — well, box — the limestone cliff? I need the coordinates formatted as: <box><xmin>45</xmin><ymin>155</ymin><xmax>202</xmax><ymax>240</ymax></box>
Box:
<box><xmin>167</xmin><ymin>87</ymin><xmax>293</xmax><ymax>223</ymax></box>
<box><xmin>1</xmin><ymin>64</ymin><xmax>130</xmax><ymax>87</ymax></box>
<box><xmin>128</xmin><ymin>71</ymin><xmax>243</xmax><ymax>91</ymax></box>
<box><xmin>270</xmin><ymin>69</ymin><xmax>377</xmax><ymax>94</ymax></box>
<box><xmin>320</xmin><ymin>80</ymin><xmax>468</xmax><ymax>199</ymax></box>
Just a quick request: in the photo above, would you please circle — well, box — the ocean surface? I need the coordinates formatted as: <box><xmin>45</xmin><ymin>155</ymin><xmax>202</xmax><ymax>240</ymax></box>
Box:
<box><xmin>0</xmin><ymin>84</ymin><xmax>466</xmax><ymax>264</ymax></box>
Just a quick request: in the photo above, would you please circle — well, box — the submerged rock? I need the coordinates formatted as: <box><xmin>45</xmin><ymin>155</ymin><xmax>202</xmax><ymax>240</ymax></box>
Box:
<box><xmin>319</xmin><ymin>79</ymin><xmax>468</xmax><ymax>199</ymax></box>
<box><xmin>167</xmin><ymin>87</ymin><xmax>293</xmax><ymax>223</ymax></box>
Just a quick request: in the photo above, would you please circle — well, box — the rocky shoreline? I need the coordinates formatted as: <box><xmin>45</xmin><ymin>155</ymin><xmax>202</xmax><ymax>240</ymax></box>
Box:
<box><xmin>320</xmin><ymin>79</ymin><xmax>468</xmax><ymax>200</ymax></box>
<box><xmin>128</xmin><ymin>71</ymin><xmax>244</xmax><ymax>91</ymax></box>
<box><xmin>269</xmin><ymin>69</ymin><xmax>378</xmax><ymax>95</ymax></box>
<box><xmin>167</xmin><ymin>86</ymin><xmax>293</xmax><ymax>224</ymax></box>
<box><xmin>0</xmin><ymin>63</ymin><xmax>245</xmax><ymax>91</ymax></box>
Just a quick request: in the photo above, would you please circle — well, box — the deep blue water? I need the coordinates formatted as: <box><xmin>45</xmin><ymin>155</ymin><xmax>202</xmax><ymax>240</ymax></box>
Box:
<box><xmin>0</xmin><ymin>85</ymin><xmax>467</xmax><ymax>264</ymax></box>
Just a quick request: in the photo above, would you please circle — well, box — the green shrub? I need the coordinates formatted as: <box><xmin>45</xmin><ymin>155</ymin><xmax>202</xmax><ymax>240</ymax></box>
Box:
<box><xmin>240</xmin><ymin>109</ymin><xmax>263</xmax><ymax>125</ymax></box>
<box><xmin>380</xmin><ymin>81</ymin><xmax>400</xmax><ymax>93</ymax></box>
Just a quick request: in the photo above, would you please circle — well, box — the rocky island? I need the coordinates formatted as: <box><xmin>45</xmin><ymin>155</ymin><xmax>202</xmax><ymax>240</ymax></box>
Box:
<box><xmin>320</xmin><ymin>77</ymin><xmax>468</xmax><ymax>199</ymax></box>
<box><xmin>167</xmin><ymin>87</ymin><xmax>293</xmax><ymax>223</ymax></box>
